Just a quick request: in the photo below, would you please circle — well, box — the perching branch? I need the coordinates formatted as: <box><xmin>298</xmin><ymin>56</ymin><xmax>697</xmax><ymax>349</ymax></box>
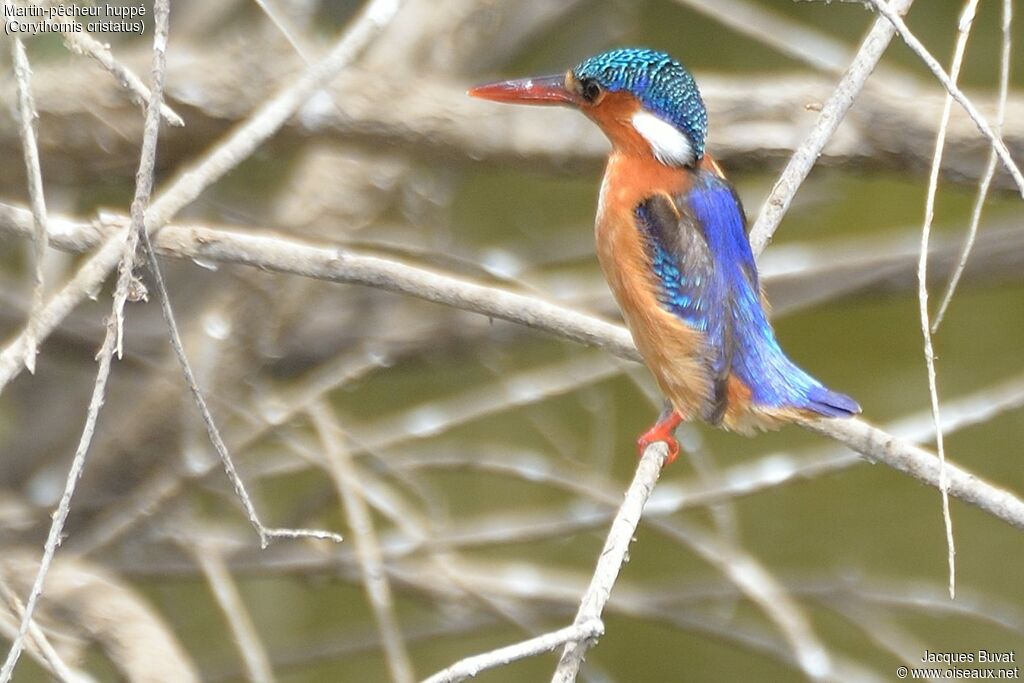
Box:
<box><xmin>551</xmin><ymin>443</ymin><xmax>668</xmax><ymax>682</ymax></box>
<box><xmin>1</xmin><ymin>205</ymin><xmax>1021</xmax><ymax>531</ymax></box>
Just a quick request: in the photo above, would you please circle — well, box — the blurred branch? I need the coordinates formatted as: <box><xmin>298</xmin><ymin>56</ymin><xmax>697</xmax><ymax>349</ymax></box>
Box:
<box><xmin>0</xmin><ymin>2</ymin><xmax>171</xmax><ymax>676</ymax></box>
<box><xmin>866</xmin><ymin>0</ymin><xmax>1024</xmax><ymax>195</ymax></box>
<box><xmin>0</xmin><ymin>204</ymin><xmax>1021</xmax><ymax>530</ymax></box>
<box><xmin>190</xmin><ymin>540</ymin><xmax>274</xmax><ymax>683</ymax></box>
<box><xmin>310</xmin><ymin>403</ymin><xmax>414</xmax><ymax>683</ymax></box>
<box><xmin>747</xmin><ymin>0</ymin><xmax>915</xmax><ymax>256</ymax></box>
<box><xmin>675</xmin><ymin>0</ymin><xmax>855</xmax><ymax>74</ymax></box>
<box><xmin>0</xmin><ymin>551</ymin><xmax>199</xmax><ymax>683</ymax></box>
<box><xmin>399</xmin><ymin>451</ymin><xmax>839</xmax><ymax>682</ymax></box>
<box><xmin>58</xmin><ymin>20</ymin><xmax>185</xmax><ymax>126</ymax></box>
<box><xmin>933</xmin><ymin>0</ymin><xmax>1014</xmax><ymax>331</ymax></box>
<box><xmin>6</xmin><ymin>56</ymin><xmax>1024</xmax><ymax>189</ymax></box>
<box><xmin>423</xmin><ymin>620</ymin><xmax>603</xmax><ymax>683</ymax></box>
<box><xmin>138</xmin><ymin>214</ymin><xmax>343</xmax><ymax>546</ymax></box>
<box><xmin>0</xmin><ymin>0</ymin><xmax>404</xmax><ymax>396</ymax></box>
<box><xmin>7</xmin><ymin>21</ymin><xmax>47</xmax><ymax>375</ymax></box>
<box><xmin>0</xmin><ymin>580</ymin><xmax>86</xmax><ymax>683</ymax></box>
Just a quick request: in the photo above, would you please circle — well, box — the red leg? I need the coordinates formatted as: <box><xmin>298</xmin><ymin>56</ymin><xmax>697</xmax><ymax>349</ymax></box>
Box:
<box><xmin>636</xmin><ymin>409</ymin><xmax>684</xmax><ymax>465</ymax></box>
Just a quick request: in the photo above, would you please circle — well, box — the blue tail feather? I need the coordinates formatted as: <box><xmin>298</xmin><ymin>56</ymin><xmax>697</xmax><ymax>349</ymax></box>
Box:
<box><xmin>683</xmin><ymin>171</ymin><xmax>860</xmax><ymax>420</ymax></box>
<box><xmin>805</xmin><ymin>383</ymin><xmax>861</xmax><ymax>418</ymax></box>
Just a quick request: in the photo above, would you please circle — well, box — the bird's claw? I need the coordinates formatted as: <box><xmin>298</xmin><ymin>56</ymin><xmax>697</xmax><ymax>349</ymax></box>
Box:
<box><xmin>636</xmin><ymin>429</ymin><xmax>680</xmax><ymax>465</ymax></box>
<box><xmin>636</xmin><ymin>409</ymin><xmax>684</xmax><ymax>465</ymax></box>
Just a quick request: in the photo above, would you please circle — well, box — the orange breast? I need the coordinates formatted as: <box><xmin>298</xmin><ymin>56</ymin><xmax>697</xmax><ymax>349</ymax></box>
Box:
<box><xmin>594</xmin><ymin>152</ymin><xmax>714</xmax><ymax>419</ymax></box>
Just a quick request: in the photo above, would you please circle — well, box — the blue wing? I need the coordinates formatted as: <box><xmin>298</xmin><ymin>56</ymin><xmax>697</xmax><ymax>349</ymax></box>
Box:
<box><xmin>635</xmin><ymin>171</ymin><xmax>860</xmax><ymax>421</ymax></box>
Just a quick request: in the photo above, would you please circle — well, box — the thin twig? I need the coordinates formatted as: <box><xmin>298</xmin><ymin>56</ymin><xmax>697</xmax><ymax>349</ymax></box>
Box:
<box><xmin>867</xmin><ymin>0</ymin><xmax>1024</xmax><ymax>196</ymax></box>
<box><xmin>0</xmin><ymin>0</ymin><xmax>404</xmax><ymax>395</ymax></box>
<box><xmin>424</xmin><ymin>620</ymin><xmax>604</xmax><ymax>683</ymax></box>
<box><xmin>1</xmin><ymin>206</ymin><xmax>1020</xmax><ymax>530</ymax></box>
<box><xmin>405</xmin><ymin>446</ymin><xmax>834</xmax><ymax>682</ymax></box>
<box><xmin>747</xmin><ymin>0</ymin><xmax>916</xmax><ymax>257</ymax></box>
<box><xmin>8</xmin><ymin>21</ymin><xmax>48</xmax><ymax>375</ymax></box>
<box><xmin>917</xmin><ymin>0</ymin><xmax>980</xmax><ymax>600</ymax></box>
<box><xmin>551</xmin><ymin>443</ymin><xmax>668</xmax><ymax>682</ymax></box>
<box><xmin>0</xmin><ymin>2</ymin><xmax>172</xmax><ymax>678</ymax></box>
<box><xmin>59</xmin><ymin>24</ymin><xmax>185</xmax><ymax>126</ymax></box>
<box><xmin>138</xmin><ymin>226</ymin><xmax>343</xmax><ymax>547</ymax></box>
<box><xmin>310</xmin><ymin>403</ymin><xmax>412</xmax><ymax>683</ymax></box>
<box><xmin>191</xmin><ymin>541</ymin><xmax>275</xmax><ymax>683</ymax></box>
<box><xmin>674</xmin><ymin>0</ymin><xmax>854</xmax><ymax>76</ymax></box>
<box><xmin>933</xmin><ymin>0</ymin><xmax>1014</xmax><ymax>331</ymax></box>
<box><xmin>0</xmin><ymin>580</ymin><xmax>84</xmax><ymax>683</ymax></box>
<box><xmin>251</xmin><ymin>0</ymin><xmax>316</xmax><ymax>63</ymax></box>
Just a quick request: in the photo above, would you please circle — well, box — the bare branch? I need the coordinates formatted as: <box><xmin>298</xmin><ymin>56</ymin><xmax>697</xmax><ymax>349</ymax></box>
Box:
<box><xmin>0</xmin><ymin>1</ymin><xmax>171</xmax><ymax>677</ymax></box>
<box><xmin>0</xmin><ymin>205</ymin><xmax>1019</xmax><ymax>531</ymax></box>
<box><xmin>916</xmin><ymin>0</ymin><xmax>981</xmax><ymax>600</ymax></box>
<box><xmin>7</xmin><ymin>22</ymin><xmax>48</xmax><ymax>375</ymax></box>
<box><xmin>310</xmin><ymin>403</ymin><xmax>412</xmax><ymax>683</ymax></box>
<box><xmin>933</xmin><ymin>0</ymin><xmax>1014</xmax><ymax>330</ymax></box>
<box><xmin>748</xmin><ymin>0</ymin><xmax>915</xmax><ymax>257</ymax></box>
<box><xmin>551</xmin><ymin>443</ymin><xmax>667</xmax><ymax>682</ymax></box>
<box><xmin>673</xmin><ymin>0</ymin><xmax>856</xmax><ymax>76</ymax></box>
<box><xmin>867</xmin><ymin>0</ymin><xmax>1024</xmax><ymax>195</ymax></box>
<box><xmin>59</xmin><ymin>23</ymin><xmax>185</xmax><ymax>126</ymax></box>
<box><xmin>191</xmin><ymin>541</ymin><xmax>275</xmax><ymax>683</ymax></box>
<box><xmin>423</xmin><ymin>620</ymin><xmax>603</xmax><ymax>683</ymax></box>
<box><xmin>0</xmin><ymin>580</ymin><xmax>85</xmax><ymax>683</ymax></box>
<box><xmin>7</xmin><ymin>54</ymin><xmax>1024</xmax><ymax>190</ymax></box>
<box><xmin>138</xmin><ymin>225</ymin><xmax>343</xmax><ymax>547</ymax></box>
<box><xmin>0</xmin><ymin>0</ymin><xmax>404</xmax><ymax>395</ymax></box>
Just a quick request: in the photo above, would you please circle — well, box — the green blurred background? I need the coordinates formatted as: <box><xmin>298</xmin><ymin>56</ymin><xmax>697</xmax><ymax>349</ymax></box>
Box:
<box><xmin>1</xmin><ymin>0</ymin><xmax>1022</xmax><ymax>681</ymax></box>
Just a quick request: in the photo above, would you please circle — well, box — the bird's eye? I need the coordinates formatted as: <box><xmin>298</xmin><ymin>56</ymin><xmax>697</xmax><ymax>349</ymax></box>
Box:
<box><xmin>580</xmin><ymin>78</ymin><xmax>602</xmax><ymax>103</ymax></box>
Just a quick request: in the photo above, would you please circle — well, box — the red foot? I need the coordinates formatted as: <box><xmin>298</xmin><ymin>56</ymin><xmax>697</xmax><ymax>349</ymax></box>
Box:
<box><xmin>636</xmin><ymin>410</ymin><xmax>684</xmax><ymax>465</ymax></box>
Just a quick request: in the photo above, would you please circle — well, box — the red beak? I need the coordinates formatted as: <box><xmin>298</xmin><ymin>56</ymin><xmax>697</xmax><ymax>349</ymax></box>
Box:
<box><xmin>468</xmin><ymin>74</ymin><xmax>578</xmax><ymax>106</ymax></box>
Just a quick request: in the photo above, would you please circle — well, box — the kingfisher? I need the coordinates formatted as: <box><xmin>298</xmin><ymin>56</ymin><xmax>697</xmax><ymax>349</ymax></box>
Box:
<box><xmin>469</xmin><ymin>48</ymin><xmax>859</xmax><ymax>463</ymax></box>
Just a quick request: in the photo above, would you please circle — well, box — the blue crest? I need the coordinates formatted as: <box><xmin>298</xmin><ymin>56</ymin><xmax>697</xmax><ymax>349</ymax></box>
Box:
<box><xmin>573</xmin><ymin>47</ymin><xmax>708</xmax><ymax>159</ymax></box>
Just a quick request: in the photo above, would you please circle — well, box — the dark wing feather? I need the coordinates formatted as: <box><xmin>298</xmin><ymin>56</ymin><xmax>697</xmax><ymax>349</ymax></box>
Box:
<box><xmin>635</xmin><ymin>193</ymin><xmax>732</xmax><ymax>423</ymax></box>
<box><xmin>636</xmin><ymin>174</ymin><xmax>860</xmax><ymax>422</ymax></box>
<box><xmin>685</xmin><ymin>172</ymin><xmax>860</xmax><ymax>418</ymax></box>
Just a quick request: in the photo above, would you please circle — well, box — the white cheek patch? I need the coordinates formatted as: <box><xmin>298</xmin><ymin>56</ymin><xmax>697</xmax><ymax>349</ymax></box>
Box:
<box><xmin>630</xmin><ymin>110</ymin><xmax>695</xmax><ymax>167</ymax></box>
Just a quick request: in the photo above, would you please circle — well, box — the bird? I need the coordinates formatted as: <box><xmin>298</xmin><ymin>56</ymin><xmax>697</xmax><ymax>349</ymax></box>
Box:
<box><xmin>469</xmin><ymin>47</ymin><xmax>860</xmax><ymax>464</ymax></box>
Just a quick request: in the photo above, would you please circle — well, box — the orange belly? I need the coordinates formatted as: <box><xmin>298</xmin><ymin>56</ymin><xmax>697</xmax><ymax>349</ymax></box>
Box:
<box><xmin>593</xmin><ymin>152</ymin><xmax>790</xmax><ymax>433</ymax></box>
<box><xmin>594</xmin><ymin>155</ymin><xmax>713</xmax><ymax>419</ymax></box>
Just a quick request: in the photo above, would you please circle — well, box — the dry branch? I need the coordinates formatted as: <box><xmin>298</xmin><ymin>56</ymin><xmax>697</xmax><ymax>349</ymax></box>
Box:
<box><xmin>423</xmin><ymin>620</ymin><xmax>603</xmax><ymax>683</ymax></box>
<box><xmin>0</xmin><ymin>204</ymin><xmax>1021</xmax><ymax>531</ymax></box>
<box><xmin>0</xmin><ymin>2</ymin><xmax>172</xmax><ymax>676</ymax></box>
<box><xmin>4</xmin><ymin>54</ymin><xmax>1024</xmax><ymax>189</ymax></box>
<box><xmin>551</xmin><ymin>444</ymin><xmax>668</xmax><ymax>681</ymax></box>
<box><xmin>191</xmin><ymin>541</ymin><xmax>275</xmax><ymax>683</ymax></box>
<box><xmin>311</xmin><ymin>403</ymin><xmax>413</xmax><ymax>683</ymax></box>
<box><xmin>747</xmin><ymin>0</ymin><xmax>915</xmax><ymax>256</ymax></box>
<box><xmin>7</xmin><ymin>22</ymin><xmax>48</xmax><ymax>375</ymax></box>
<box><xmin>867</xmin><ymin>0</ymin><xmax>1024</xmax><ymax>195</ymax></box>
<box><xmin>933</xmin><ymin>0</ymin><xmax>1014</xmax><ymax>330</ymax></box>
<box><xmin>58</xmin><ymin>23</ymin><xmax>185</xmax><ymax>126</ymax></box>
<box><xmin>0</xmin><ymin>0</ymin><xmax>404</xmax><ymax>395</ymax></box>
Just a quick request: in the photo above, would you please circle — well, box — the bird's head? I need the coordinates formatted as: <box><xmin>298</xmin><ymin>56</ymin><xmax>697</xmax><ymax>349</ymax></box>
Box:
<box><xmin>469</xmin><ymin>47</ymin><xmax>707</xmax><ymax>167</ymax></box>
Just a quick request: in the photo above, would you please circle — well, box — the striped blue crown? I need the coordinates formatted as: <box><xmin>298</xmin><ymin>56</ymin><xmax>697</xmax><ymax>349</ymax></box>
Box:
<box><xmin>573</xmin><ymin>48</ymin><xmax>707</xmax><ymax>159</ymax></box>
